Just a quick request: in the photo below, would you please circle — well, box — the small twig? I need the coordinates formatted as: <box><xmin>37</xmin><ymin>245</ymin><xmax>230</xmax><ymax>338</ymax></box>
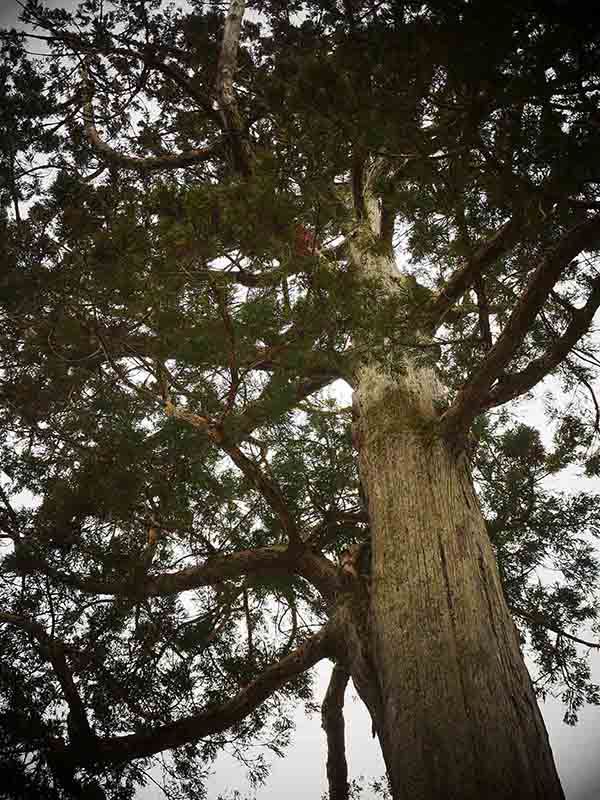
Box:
<box><xmin>242</xmin><ymin>587</ymin><xmax>254</xmax><ymax>664</ymax></box>
<box><xmin>512</xmin><ymin>606</ymin><xmax>600</xmax><ymax>650</ymax></box>
<box><xmin>0</xmin><ymin>612</ymin><xmax>93</xmax><ymax>738</ymax></box>
<box><xmin>0</xmin><ymin>483</ymin><xmax>19</xmax><ymax>531</ymax></box>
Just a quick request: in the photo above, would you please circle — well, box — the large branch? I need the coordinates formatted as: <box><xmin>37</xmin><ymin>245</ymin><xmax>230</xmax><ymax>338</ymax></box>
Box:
<box><xmin>91</xmin><ymin>622</ymin><xmax>334</xmax><ymax>764</ymax></box>
<box><xmin>482</xmin><ymin>277</ymin><xmax>600</xmax><ymax>409</ymax></box>
<box><xmin>0</xmin><ymin>612</ymin><xmax>91</xmax><ymax>741</ymax></box>
<box><xmin>426</xmin><ymin>216</ymin><xmax>521</xmax><ymax>332</ymax></box>
<box><xmin>441</xmin><ymin>214</ymin><xmax>600</xmax><ymax>443</ymax></box>
<box><xmin>321</xmin><ymin>664</ymin><xmax>350</xmax><ymax>800</ymax></box>
<box><xmin>31</xmin><ymin>544</ymin><xmax>343</xmax><ymax>602</ymax></box>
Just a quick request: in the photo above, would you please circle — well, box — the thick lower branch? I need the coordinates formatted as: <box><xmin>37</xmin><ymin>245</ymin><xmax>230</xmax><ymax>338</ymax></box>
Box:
<box><xmin>28</xmin><ymin>545</ymin><xmax>343</xmax><ymax>602</ymax></box>
<box><xmin>91</xmin><ymin>622</ymin><xmax>334</xmax><ymax>764</ymax></box>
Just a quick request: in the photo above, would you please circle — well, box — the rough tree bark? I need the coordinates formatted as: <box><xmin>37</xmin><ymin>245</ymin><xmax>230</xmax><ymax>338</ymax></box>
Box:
<box><xmin>336</xmin><ymin>171</ymin><xmax>566</xmax><ymax>798</ymax></box>
<box><xmin>352</xmin><ymin>362</ymin><xmax>564</xmax><ymax>800</ymax></box>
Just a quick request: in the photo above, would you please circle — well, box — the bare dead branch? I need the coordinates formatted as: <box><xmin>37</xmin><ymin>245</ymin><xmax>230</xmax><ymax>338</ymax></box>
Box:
<box><xmin>215</xmin><ymin>0</ymin><xmax>253</xmax><ymax>174</ymax></box>
<box><xmin>441</xmin><ymin>214</ymin><xmax>600</xmax><ymax>443</ymax></box>
<box><xmin>322</xmin><ymin>663</ymin><xmax>350</xmax><ymax>800</ymax></box>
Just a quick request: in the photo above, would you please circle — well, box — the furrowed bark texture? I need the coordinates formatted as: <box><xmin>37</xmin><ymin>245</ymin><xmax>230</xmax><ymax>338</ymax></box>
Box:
<box><xmin>354</xmin><ymin>364</ymin><xmax>564</xmax><ymax>800</ymax></box>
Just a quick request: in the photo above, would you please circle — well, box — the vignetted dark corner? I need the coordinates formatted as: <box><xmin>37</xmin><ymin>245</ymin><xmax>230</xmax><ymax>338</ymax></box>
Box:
<box><xmin>1</xmin><ymin>1</ymin><xmax>600</xmax><ymax>799</ymax></box>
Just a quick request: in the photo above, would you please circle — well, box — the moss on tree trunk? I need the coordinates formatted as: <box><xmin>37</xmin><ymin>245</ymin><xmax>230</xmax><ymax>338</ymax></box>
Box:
<box><xmin>353</xmin><ymin>364</ymin><xmax>564</xmax><ymax>800</ymax></box>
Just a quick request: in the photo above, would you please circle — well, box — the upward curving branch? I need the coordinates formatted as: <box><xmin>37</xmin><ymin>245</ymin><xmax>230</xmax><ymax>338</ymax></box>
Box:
<box><xmin>80</xmin><ymin>57</ymin><xmax>222</xmax><ymax>172</ymax></box>
<box><xmin>482</xmin><ymin>276</ymin><xmax>600</xmax><ymax>409</ymax></box>
<box><xmin>91</xmin><ymin>621</ymin><xmax>335</xmax><ymax>764</ymax></box>
<box><xmin>441</xmin><ymin>214</ymin><xmax>600</xmax><ymax>443</ymax></box>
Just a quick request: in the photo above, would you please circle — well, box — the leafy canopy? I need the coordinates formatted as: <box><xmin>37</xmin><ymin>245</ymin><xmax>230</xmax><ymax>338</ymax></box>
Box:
<box><xmin>1</xmin><ymin>0</ymin><xmax>600</xmax><ymax>798</ymax></box>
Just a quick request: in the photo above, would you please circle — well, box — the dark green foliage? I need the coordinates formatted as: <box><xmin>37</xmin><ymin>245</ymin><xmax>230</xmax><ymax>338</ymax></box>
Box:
<box><xmin>475</xmin><ymin>419</ymin><xmax>600</xmax><ymax>722</ymax></box>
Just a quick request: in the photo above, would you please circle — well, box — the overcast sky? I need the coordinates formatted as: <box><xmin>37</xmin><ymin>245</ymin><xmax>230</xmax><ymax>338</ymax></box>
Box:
<box><xmin>2</xmin><ymin>1</ymin><xmax>600</xmax><ymax>798</ymax></box>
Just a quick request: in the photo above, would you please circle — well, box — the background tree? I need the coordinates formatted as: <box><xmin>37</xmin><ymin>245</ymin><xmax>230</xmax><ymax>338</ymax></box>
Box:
<box><xmin>1</xmin><ymin>1</ymin><xmax>600</xmax><ymax>798</ymax></box>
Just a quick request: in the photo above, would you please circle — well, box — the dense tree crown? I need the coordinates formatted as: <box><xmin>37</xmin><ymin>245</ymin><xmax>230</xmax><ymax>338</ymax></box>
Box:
<box><xmin>1</xmin><ymin>1</ymin><xmax>600</xmax><ymax>798</ymax></box>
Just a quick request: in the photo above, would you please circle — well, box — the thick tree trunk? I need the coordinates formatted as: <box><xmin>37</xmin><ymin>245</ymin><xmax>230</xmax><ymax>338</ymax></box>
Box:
<box><xmin>353</xmin><ymin>363</ymin><xmax>565</xmax><ymax>800</ymax></box>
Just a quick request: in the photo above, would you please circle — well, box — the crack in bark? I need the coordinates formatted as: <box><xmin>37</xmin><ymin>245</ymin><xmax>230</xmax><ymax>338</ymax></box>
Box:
<box><xmin>438</xmin><ymin>540</ymin><xmax>454</xmax><ymax>614</ymax></box>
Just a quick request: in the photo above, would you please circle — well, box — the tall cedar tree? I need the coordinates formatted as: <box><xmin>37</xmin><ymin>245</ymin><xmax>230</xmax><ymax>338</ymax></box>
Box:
<box><xmin>2</xmin><ymin>1</ymin><xmax>600</xmax><ymax>799</ymax></box>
